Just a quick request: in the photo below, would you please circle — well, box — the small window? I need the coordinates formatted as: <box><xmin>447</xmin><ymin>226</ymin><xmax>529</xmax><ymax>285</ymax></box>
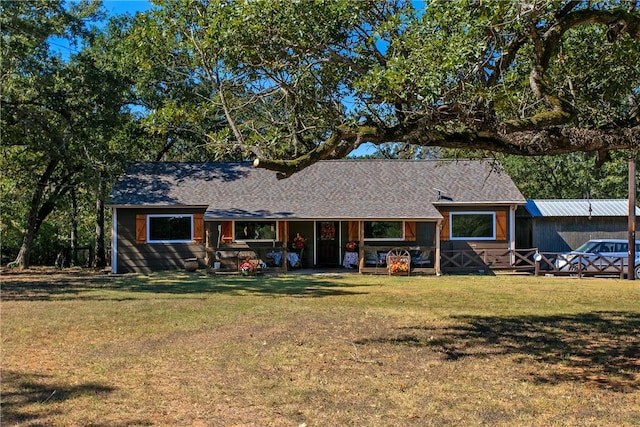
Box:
<box><xmin>148</xmin><ymin>215</ymin><xmax>193</xmax><ymax>243</ymax></box>
<box><xmin>450</xmin><ymin>212</ymin><xmax>495</xmax><ymax>240</ymax></box>
<box><xmin>235</xmin><ymin>221</ymin><xmax>277</xmax><ymax>241</ymax></box>
<box><xmin>364</xmin><ymin>221</ymin><xmax>404</xmax><ymax>241</ymax></box>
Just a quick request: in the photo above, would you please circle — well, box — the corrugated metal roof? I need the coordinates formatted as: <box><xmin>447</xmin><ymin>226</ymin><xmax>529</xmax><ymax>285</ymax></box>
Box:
<box><xmin>525</xmin><ymin>199</ymin><xmax>640</xmax><ymax>217</ymax></box>
<box><xmin>109</xmin><ymin>160</ymin><xmax>526</xmax><ymax>220</ymax></box>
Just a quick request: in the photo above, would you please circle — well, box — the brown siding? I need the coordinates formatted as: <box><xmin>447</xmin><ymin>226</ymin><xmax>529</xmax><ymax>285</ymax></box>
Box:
<box><xmin>117</xmin><ymin>208</ymin><xmax>206</xmax><ymax>274</ymax></box>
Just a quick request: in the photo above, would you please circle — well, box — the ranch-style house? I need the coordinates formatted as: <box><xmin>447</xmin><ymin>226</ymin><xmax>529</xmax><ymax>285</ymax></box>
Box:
<box><xmin>109</xmin><ymin>159</ymin><xmax>526</xmax><ymax>275</ymax></box>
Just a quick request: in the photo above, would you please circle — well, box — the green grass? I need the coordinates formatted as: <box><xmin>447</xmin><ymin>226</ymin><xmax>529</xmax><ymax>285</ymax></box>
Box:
<box><xmin>2</xmin><ymin>271</ymin><xmax>639</xmax><ymax>426</ymax></box>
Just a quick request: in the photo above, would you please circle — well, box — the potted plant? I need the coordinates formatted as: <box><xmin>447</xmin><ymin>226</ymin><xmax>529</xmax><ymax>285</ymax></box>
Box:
<box><xmin>239</xmin><ymin>259</ymin><xmax>256</xmax><ymax>276</ymax></box>
<box><xmin>388</xmin><ymin>259</ymin><xmax>409</xmax><ymax>275</ymax></box>
<box><xmin>293</xmin><ymin>233</ymin><xmax>306</xmax><ymax>250</ymax></box>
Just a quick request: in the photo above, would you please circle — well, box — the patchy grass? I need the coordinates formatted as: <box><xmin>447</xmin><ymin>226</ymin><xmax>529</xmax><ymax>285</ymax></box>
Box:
<box><xmin>1</xmin><ymin>270</ymin><xmax>639</xmax><ymax>426</ymax></box>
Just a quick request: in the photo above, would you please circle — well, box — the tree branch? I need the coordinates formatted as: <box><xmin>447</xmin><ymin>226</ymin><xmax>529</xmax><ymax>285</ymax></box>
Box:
<box><xmin>504</xmin><ymin>8</ymin><xmax>640</xmax><ymax>133</ymax></box>
<box><xmin>255</xmin><ymin>122</ymin><xmax>640</xmax><ymax>178</ymax></box>
<box><xmin>253</xmin><ymin>124</ymin><xmax>385</xmax><ymax>178</ymax></box>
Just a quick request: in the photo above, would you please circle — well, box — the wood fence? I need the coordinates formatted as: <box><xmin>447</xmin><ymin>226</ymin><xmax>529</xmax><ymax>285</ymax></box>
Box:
<box><xmin>440</xmin><ymin>249</ymin><xmax>627</xmax><ymax>278</ymax></box>
<box><xmin>532</xmin><ymin>252</ymin><xmax>626</xmax><ymax>278</ymax></box>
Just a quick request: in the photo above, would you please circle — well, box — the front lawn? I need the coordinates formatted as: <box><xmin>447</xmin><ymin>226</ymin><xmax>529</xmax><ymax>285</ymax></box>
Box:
<box><xmin>2</xmin><ymin>271</ymin><xmax>639</xmax><ymax>426</ymax></box>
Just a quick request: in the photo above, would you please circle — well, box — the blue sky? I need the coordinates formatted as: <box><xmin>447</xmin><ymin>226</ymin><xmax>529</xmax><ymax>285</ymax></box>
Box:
<box><xmin>103</xmin><ymin>0</ymin><xmax>151</xmax><ymax>16</ymax></box>
<box><xmin>100</xmin><ymin>0</ymin><xmax>378</xmax><ymax>157</ymax></box>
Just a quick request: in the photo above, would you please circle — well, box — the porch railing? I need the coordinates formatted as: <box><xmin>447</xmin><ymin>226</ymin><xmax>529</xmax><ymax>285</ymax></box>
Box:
<box><xmin>440</xmin><ymin>249</ymin><xmax>627</xmax><ymax>277</ymax></box>
<box><xmin>440</xmin><ymin>248</ymin><xmax>539</xmax><ymax>273</ymax></box>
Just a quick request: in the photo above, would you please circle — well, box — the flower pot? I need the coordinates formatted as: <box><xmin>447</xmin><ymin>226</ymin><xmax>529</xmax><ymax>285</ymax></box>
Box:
<box><xmin>184</xmin><ymin>258</ymin><xmax>198</xmax><ymax>272</ymax></box>
<box><xmin>345</xmin><ymin>241</ymin><xmax>358</xmax><ymax>251</ymax></box>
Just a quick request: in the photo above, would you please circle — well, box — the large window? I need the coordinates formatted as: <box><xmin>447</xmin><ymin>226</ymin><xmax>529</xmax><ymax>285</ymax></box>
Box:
<box><xmin>450</xmin><ymin>212</ymin><xmax>495</xmax><ymax>240</ymax></box>
<box><xmin>235</xmin><ymin>221</ymin><xmax>277</xmax><ymax>241</ymax></box>
<box><xmin>148</xmin><ymin>214</ymin><xmax>193</xmax><ymax>243</ymax></box>
<box><xmin>364</xmin><ymin>221</ymin><xmax>404</xmax><ymax>240</ymax></box>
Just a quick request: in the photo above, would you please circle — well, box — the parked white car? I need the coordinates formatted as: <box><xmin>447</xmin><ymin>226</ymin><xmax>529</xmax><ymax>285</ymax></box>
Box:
<box><xmin>555</xmin><ymin>239</ymin><xmax>640</xmax><ymax>278</ymax></box>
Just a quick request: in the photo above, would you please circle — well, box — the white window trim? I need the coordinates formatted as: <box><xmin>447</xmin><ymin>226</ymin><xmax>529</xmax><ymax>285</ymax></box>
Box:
<box><xmin>449</xmin><ymin>212</ymin><xmax>496</xmax><ymax>241</ymax></box>
<box><xmin>233</xmin><ymin>220</ymin><xmax>278</xmax><ymax>242</ymax></box>
<box><xmin>363</xmin><ymin>220</ymin><xmax>405</xmax><ymax>242</ymax></box>
<box><xmin>147</xmin><ymin>214</ymin><xmax>194</xmax><ymax>244</ymax></box>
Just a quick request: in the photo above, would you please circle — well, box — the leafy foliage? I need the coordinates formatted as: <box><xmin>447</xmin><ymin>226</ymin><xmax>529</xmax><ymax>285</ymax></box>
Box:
<box><xmin>499</xmin><ymin>152</ymin><xmax>632</xmax><ymax>199</ymax></box>
<box><xmin>1</xmin><ymin>0</ymin><xmax>137</xmax><ymax>267</ymax></box>
<box><xmin>3</xmin><ymin>0</ymin><xmax>639</xmax><ymax>267</ymax></box>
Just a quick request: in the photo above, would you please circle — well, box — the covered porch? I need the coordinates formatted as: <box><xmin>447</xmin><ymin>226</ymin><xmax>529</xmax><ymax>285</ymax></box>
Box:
<box><xmin>203</xmin><ymin>219</ymin><xmax>441</xmax><ymax>275</ymax></box>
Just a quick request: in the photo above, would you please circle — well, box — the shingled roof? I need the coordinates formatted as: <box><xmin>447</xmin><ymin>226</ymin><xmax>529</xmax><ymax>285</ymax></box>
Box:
<box><xmin>109</xmin><ymin>159</ymin><xmax>525</xmax><ymax>220</ymax></box>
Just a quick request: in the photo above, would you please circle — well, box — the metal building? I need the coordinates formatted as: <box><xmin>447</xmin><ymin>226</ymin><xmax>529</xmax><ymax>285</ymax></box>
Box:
<box><xmin>517</xmin><ymin>199</ymin><xmax>640</xmax><ymax>252</ymax></box>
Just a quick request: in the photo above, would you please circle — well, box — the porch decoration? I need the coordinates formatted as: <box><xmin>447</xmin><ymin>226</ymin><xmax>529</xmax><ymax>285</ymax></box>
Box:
<box><xmin>386</xmin><ymin>247</ymin><xmax>411</xmax><ymax>276</ymax></box>
<box><xmin>345</xmin><ymin>240</ymin><xmax>358</xmax><ymax>251</ymax></box>
<box><xmin>293</xmin><ymin>233</ymin><xmax>306</xmax><ymax>250</ymax></box>
<box><xmin>240</xmin><ymin>259</ymin><xmax>258</xmax><ymax>276</ymax></box>
<box><xmin>320</xmin><ymin>222</ymin><xmax>335</xmax><ymax>240</ymax></box>
<box><xmin>184</xmin><ymin>258</ymin><xmax>199</xmax><ymax>272</ymax></box>
<box><xmin>388</xmin><ymin>259</ymin><xmax>409</xmax><ymax>275</ymax></box>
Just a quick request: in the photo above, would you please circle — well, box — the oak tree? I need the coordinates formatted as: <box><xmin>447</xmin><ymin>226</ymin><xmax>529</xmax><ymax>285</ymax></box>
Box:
<box><xmin>1</xmin><ymin>0</ymin><xmax>133</xmax><ymax>268</ymax></box>
<box><xmin>247</xmin><ymin>0</ymin><xmax>640</xmax><ymax>177</ymax></box>
<box><xmin>127</xmin><ymin>0</ymin><xmax>640</xmax><ymax>177</ymax></box>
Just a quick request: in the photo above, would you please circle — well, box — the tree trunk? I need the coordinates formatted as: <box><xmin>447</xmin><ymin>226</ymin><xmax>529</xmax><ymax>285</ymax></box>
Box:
<box><xmin>94</xmin><ymin>173</ymin><xmax>107</xmax><ymax>269</ymax></box>
<box><xmin>13</xmin><ymin>159</ymin><xmax>77</xmax><ymax>269</ymax></box>
<box><xmin>13</xmin><ymin>159</ymin><xmax>59</xmax><ymax>269</ymax></box>
<box><xmin>70</xmin><ymin>188</ymin><xmax>78</xmax><ymax>267</ymax></box>
<box><xmin>14</xmin><ymin>224</ymin><xmax>37</xmax><ymax>270</ymax></box>
<box><xmin>15</xmin><ymin>193</ymin><xmax>67</xmax><ymax>269</ymax></box>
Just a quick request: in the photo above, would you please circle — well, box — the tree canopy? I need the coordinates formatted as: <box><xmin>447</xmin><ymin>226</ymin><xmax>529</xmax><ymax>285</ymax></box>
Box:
<box><xmin>1</xmin><ymin>0</ymin><xmax>140</xmax><ymax>267</ymax></box>
<box><xmin>2</xmin><ymin>0</ymin><xmax>639</xmax><ymax>268</ymax></box>
<box><xmin>120</xmin><ymin>0</ymin><xmax>640</xmax><ymax>178</ymax></box>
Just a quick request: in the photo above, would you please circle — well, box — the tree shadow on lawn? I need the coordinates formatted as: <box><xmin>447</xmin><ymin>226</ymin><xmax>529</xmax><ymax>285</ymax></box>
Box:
<box><xmin>356</xmin><ymin>311</ymin><xmax>640</xmax><ymax>393</ymax></box>
<box><xmin>111</xmin><ymin>273</ymin><xmax>370</xmax><ymax>297</ymax></box>
<box><xmin>0</xmin><ymin>272</ymin><xmax>369</xmax><ymax>301</ymax></box>
<box><xmin>0</xmin><ymin>370</ymin><xmax>151</xmax><ymax>426</ymax></box>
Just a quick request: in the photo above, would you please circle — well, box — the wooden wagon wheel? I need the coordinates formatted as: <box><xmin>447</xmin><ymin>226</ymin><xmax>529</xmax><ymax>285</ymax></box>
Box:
<box><xmin>386</xmin><ymin>248</ymin><xmax>410</xmax><ymax>259</ymax></box>
<box><xmin>386</xmin><ymin>247</ymin><xmax>411</xmax><ymax>276</ymax></box>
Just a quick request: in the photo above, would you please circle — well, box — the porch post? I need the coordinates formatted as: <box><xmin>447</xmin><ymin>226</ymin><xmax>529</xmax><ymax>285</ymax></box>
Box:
<box><xmin>283</xmin><ymin>221</ymin><xmax>289</xmax><ymax>273</ymax></box>
<box><xmin>204</xmin><ymin>222</ymin><xmax>211</xmax><ymax>267</ymax></box>
<box><xmin>509</xmin><ymin>205</ymin><xmax>516</xmax><ymax>266</ymax></box>
<box><xmin>358</xmin><ymin>220</ymin><xmax>364</xmax><ymax>274</ymax></box>
<box><xmin>628</xmin><ymin>155</ymin><xmax>636</xmax><ymax>280</ymax></box>
<box><xmin>435</xmin><ymin>219</ymin><xmax>442</xmax><ymax>276</ymax></box>
<box><xmin>313</xmin><ymin>220</ymin><xmax>317</xmax><ymax>266</ymax></box>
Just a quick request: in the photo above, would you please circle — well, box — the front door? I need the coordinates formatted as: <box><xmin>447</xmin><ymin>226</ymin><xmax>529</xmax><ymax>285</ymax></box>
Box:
<box><xmin>316</xmin><ymin>221</ymin><xmax>339</xmax><ymax>266</ymax></box>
